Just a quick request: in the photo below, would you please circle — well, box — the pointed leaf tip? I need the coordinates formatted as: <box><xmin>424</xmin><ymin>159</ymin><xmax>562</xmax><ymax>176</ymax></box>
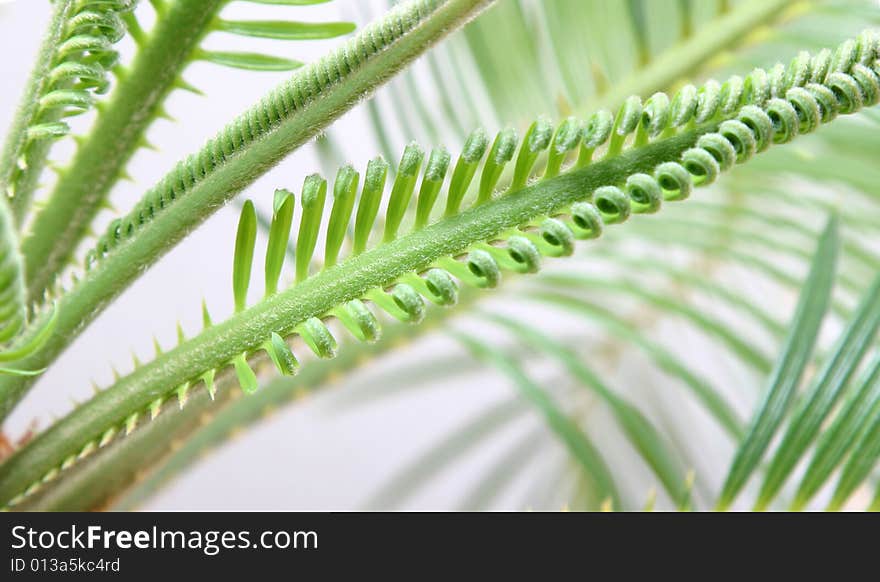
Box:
<box><xmin>234</xmin><ymin>355</ymin><xmax>259</xmax><ymax>394</ymax></box>
<box><xmin>265</xmin><ymin>192</ymin><xmax>295</xmax><ymax>296</ymax></box>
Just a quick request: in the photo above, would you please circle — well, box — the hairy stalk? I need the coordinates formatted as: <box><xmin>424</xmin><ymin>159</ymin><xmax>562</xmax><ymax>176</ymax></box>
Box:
<box><xmin>21</xmin><ymin>0</ymin><xmax>356</xmax><ymax>298</ymax></box>
<box><xmin>22</xmin><ymin>0</ymin><xmax>227</xmax><ymax>299</ymax></box>
<box><xmin>1</xmin><ymin>1</ymin><xmax>134</xmax><ymax>223</ymax></box>
<box><xmin>0</xmin><ymin>0</ymin><xmax>72</xmax><ymax>221</ymax></box>
<box><xmin>39</xmin><ymin>224</ymin><xmax>783</xmax><ymax>511</ymax></box>
<box><xmin>14</xmin><ymin>312</ymin><xmax>448</xmax><ymax>511</ymax></box>
<box><xmin>0</xmin><ymin>127</ymin><xmax>699</xmax><ymax>506</ymax></box>
<box><xmin>0</xmin><ymin>0</ymin><xmax>494</xmax><ymax>420</ymax></box>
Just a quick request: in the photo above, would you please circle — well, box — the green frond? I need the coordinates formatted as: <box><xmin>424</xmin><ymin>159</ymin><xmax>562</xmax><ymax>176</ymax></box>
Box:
<box><xmin>795</xmin><ymin>355</ymin><xmax>880</xmax><ymax>509</ymax></box>
<box><xmin>0</xmin><ymin>0</ymin><xmax>494</xmax><ymax>421</ymax></box>
<box><xmin>2</xmin><ymin>32</ymin><xmax>878</xmax><ymax>509</ymax></box>
<box><xmin>756</xmin><ymin>271</ymin><xmax>880</xmax><ymax>509</ymax></box>
<box><xmin>21</xmin><ymin>0</ymin><xmax>357</xmax><ymax>300</ymax></box>
<box><xmin>828</xmin><ymin>383</ymin><xmax>880</xmax><ymax>510</ymax></box>
<box><xmin>0</xmin><ymin>0</ymin><xmax>134</xmax><ymax>222</ymax></box>
<box><xmin>714</xmin><ymin>259</ymin><xmax>880</xmax><ymax>511</ymax></box>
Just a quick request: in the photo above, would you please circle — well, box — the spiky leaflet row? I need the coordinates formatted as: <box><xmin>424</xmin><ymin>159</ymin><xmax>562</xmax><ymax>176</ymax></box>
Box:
<box><xmin>22</xmin><ymin>0</ymin><xmax>356</xmax><ymax>299</ymax></box>
<box><xmin>0</xmin><ymin>0</ymin><xmax>496</xmax><ymax>422</ymax></box>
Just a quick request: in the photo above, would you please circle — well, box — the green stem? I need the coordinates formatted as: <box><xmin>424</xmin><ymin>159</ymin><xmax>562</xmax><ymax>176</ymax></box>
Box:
<box><xmin>21</xmin><ymin>0</ymin><xmax>227</xmax><ymax>300</ymax></box>
<box><xmin>0</xmin><ymin>0</ymin><xmax>74</xmax><ymax>224</ymax></box>
<box><xmin>0</xmin><ymin>129</ymin><xmax>702</xmax><ymax>507</ymax></box>
<box><xmin>14</xmin><ymin>311</ymin><xmax>448</xmax><ymax>511</ymax></box>
<box><xmin>588</xmin><ymin>0</ymin><xmax>794</xmax><ymax>111</ymax></box>
<box><xmin>0</xmin><ymin>0</ymin><xmax>495</xmax><ymax>421</ymax></box>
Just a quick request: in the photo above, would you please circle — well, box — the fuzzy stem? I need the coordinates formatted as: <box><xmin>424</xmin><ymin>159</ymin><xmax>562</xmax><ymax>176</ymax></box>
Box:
<box><xmin>0</xmin><ymin>0</ymin><xmax>495</xmax><ymax>421</ymax></box>
<box><xmin>13</xmin><ymin>310</ymin><xmax>448</xmax><ymax>511</ymax></box>
<box><xmin>21</xmin><ymin>0</ymin><xmax>227</xmax><ymax>300</ymax></box>
<box><xmin>0</xmin><ymin>0</ymin><xmax>75</xmax><ymax>224</ymax></box>
<box><xmin>0</xmin><ymin>129</ymin><xmax>701</xmax><ymax>506</ymax></box>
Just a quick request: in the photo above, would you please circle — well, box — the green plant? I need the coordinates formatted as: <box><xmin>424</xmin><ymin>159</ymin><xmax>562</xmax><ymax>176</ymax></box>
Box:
<box><xmin>1</xmin><ymin>0</ymin><xmax>879</xmax><ymax>511</ymax></box>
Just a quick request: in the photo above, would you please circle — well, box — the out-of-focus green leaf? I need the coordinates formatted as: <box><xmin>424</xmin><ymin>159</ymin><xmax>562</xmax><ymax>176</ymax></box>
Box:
<box><xmin>482</xmin><ymin>311</ymin><xmax>689</xmax><ymax>506</ymax></box>
<box><xmin>454</xmin><ymin>332</ymin><xmax>621</xmax><ymax>510</ymax></box>
<box><xmin>828</xmin><ymin>392</ymin><xmax>880</xmax><ymax>511</ymax></box>
<box><xmin>758</xmin><ymin>271</ymin><xmax>880</xmax><ymax>509</ymax></box>
<box><xmin>717</xmin><ymin>216</ymin><xmax>840</xmax><ymax>511</ymax></box>
<box><xmin>216</xmin><ymin>19</ymin><xmax>355</xmax><ymax>40</ymax></box>
<box><xmin>794</xmin><ymin>356</ymin><xmax>880</xmax><ymax>510</ymax></box>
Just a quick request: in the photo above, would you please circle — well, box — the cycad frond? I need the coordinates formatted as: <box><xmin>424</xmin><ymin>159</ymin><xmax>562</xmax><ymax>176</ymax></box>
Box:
<box><xmin>0</xmin><ymin>0</ymin><xmax>133</xmax><ymax>220</ymax></box>
<box><xmin>0</xmin><ymin>0</ymin><xmax>492</xmax><ymax>421</ymax></box>
<box><xmin>21</xmin><ymin>0</ymin><xmax>356</xmax><ymax>300</ymax></box>
<box><xmin>2</xmin><ymin>32</ymin><xmax>878</xmax><ymax>509</ymax></box>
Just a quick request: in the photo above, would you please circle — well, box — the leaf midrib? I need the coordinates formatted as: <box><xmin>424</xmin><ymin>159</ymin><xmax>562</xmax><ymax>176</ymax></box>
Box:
<box><xmin>0</xmin><ymin>127</ymin><xmax>703</xmax><ymax>506</ymax></box>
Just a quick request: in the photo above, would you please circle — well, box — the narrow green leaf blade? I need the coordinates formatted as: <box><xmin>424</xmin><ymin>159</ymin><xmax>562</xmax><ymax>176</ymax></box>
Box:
<box><xmin>264</xmin><ymin>190</ymin><xmax>295</xmax><ymax>296</ymax></box>
<box><xmin>233</xmin><ymin>201</ymin><xmax>257</xmax><ymax>312</ymax></box>
<box><xmin>794</xmin><ymin>356</ymin><xmax>880</xmax><ymax>509</ymax></box>
<box><xmin>828</xmin><ymin>395</ymin><xmax>880</xmax><ymax>511</ymax></box>
<box><xmin>324</xmin><ymin>166</ymin><xmax>359</xmax><ymax>268</ymax></box>
<box><xmin>717</xmin><ymin>215</ymin><xmax>840</xmax><ymax>510</ymax></box>
<box><xmin>233</xmin><ymin>355</ymin><xmax>259</xmax><ymax>395</ymax></box>
<box><xmin>761</xmin><ymin>270</ymin><xmax>880</xmax><ymax>509</ymax></box>
<box><xmin>870</xmin><ymin>483</ymin><xmax>880</xmax><ymax>512</ymax></box>
<box><xmin>454</xmin><ymin>332</ymin><xmax>621</xmax><ymax>510</ymax></box>
<box><xmin>198</xmin><ymin>50</ymin><xmax>303</xmax><ymax>71</ymax></box>
<box><xmin>217</xmin><ymin>20</ymin><xmax>355</xmax><ymax>41</ymax></box>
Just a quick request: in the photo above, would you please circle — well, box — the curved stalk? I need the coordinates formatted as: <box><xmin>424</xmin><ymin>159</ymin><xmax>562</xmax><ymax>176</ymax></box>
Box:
<box><xmin>588</xmin><ymin>0</ymin><xmax>795</xmax><ymax>112</ymax></box>
<box><xmin>13</xmin><ymin>313</ymin><xmax>441</xmax><ymax>511</ymax></box>
<box><xmin>22</xmin><ymin>0</ymin><xmax>227</xmax><ymax>299</ymax></box>
<box><xmin>0</xmin><ymin>0</ymin><xmax>75</xmax><ymax>222</ymax></box>
<box><xmin>0</xmin><ymin>129</ymin><xmax>703</xmax><ymax>506</ymax></box>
